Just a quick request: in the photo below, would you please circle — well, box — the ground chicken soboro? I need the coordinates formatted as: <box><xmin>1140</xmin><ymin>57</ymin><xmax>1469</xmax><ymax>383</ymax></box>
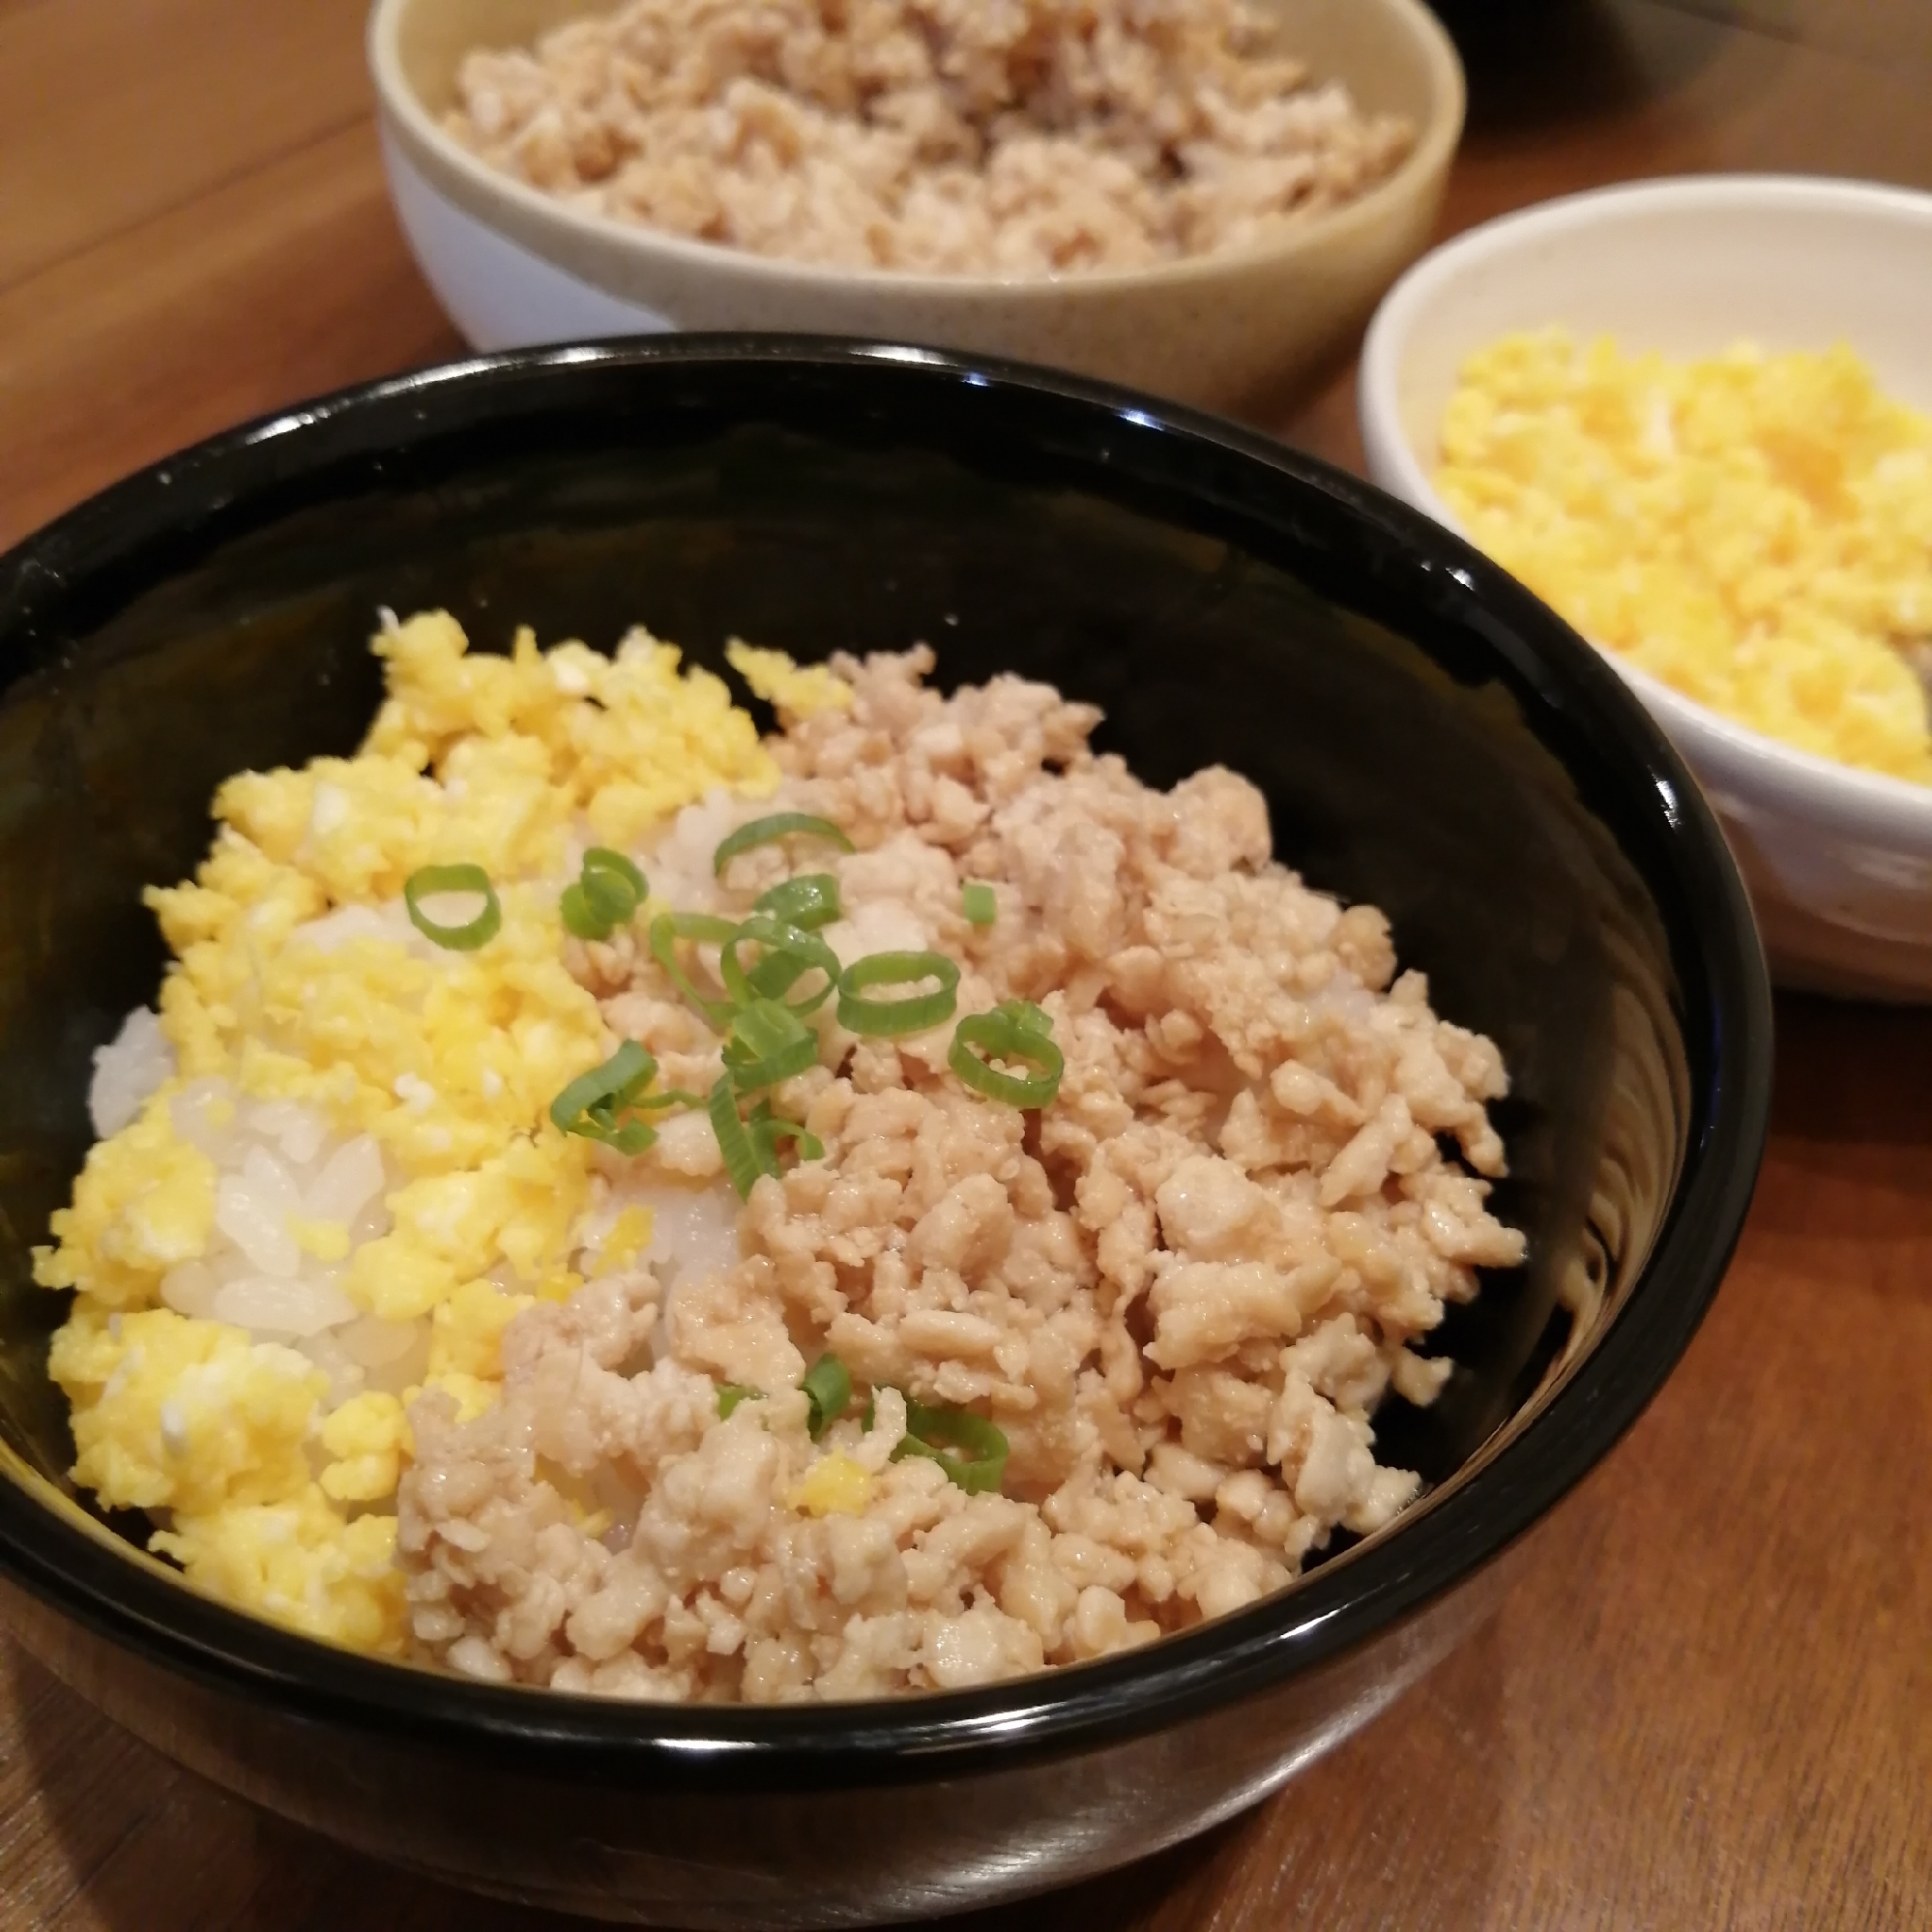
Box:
<box><xmin>399</xmin><ymin>648</ymin><xmax>1525</xmax><ymax>1700</ymax></box>
<box><xmin>446</xmin><ymin>0</ymin><xmax>1416</xmax><ymax>277</ymax></box>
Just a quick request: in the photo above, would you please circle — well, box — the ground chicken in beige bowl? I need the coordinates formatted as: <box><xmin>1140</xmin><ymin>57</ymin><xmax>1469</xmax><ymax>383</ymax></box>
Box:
<box><xmin>368</xmin><ymin>0</ymin><xmax>1464</xmax><ymax>414</ymax></box>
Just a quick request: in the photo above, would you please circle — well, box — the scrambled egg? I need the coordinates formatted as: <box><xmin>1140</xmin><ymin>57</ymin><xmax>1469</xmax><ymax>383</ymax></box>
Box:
<box><xmin>35</xmin><ymin>616</ymin><xmax>788</xmax><ymax>1654</ymax></box>
<box><xmin>49</xmin><ymin>1303</ymin><xmax>325</xmax><ymax>1515</ymax></box>
<box><xmin>725</xmin><ymin>638</ymin><xmax>855</xmax><ymax>718</ymax></box>
<box><xmin>1437</xmin><ymin>329</ymin><xmax>1932</xmax><ymax>782</ymax></box>
<box><xmin>787</xmin><ymin>1452</ymin><xmax>874</xmax><ymax>1518</ymax></box>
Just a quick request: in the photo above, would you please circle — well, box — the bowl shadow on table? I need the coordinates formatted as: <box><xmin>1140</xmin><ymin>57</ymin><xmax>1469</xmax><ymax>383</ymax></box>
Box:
<box><xmin>8</xmin><ymin>1633</ymin><xmax>580</xmax><ymax>1932</ymax></box>
<box><xmin>1240</xmin><ymin>332</ymin><xmax>1377</xmax><ymax>438</ymax></box>
<box><xmin>1431</xmin><ymin>0</ymin><xmax>1722</xmax><ymax>134</ymax></box>
<box><xmin>12</xmin><ymin>1611</ymin><xmax>1514</xmax><ymax>1931</ymax></box>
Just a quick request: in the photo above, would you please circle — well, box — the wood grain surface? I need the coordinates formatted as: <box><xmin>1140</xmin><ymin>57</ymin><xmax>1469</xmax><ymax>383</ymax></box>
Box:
<box><xmin>3</xmin><ymin>2</ymin><xmax>1930</xmax><ymax>1926</ymax></box>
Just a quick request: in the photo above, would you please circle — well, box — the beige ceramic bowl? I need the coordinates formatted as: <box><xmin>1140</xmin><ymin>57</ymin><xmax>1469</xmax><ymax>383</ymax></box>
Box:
<box><xmin>367</xmin><ymin>0</ymin><xmax>1464</xmax><ymax>416</ymax></box>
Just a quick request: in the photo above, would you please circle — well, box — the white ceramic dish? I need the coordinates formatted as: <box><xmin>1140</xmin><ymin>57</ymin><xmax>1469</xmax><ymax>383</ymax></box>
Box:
<box><xmin>1359</xmin><ymin>174</ymin><xmax>1932</xmax><ymax>1002</ymax></box>
<box><xmin>367</xmin><ymin>0</ymin><xmax>1464</xmax><ymax>418</ymax></box>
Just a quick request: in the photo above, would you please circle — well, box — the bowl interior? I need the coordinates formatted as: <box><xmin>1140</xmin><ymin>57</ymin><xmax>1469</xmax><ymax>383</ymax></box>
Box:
<box><xmin>1379</xmin><ymin>178</ymin><xmax>1932</xmax><ymax>491</ymax></box>
<box><xmin>394</xmin><ymin>0</ymin><xmax>610</xmax><ymax>114</ymax></box>
<box><xmin>0</xmin><ymin>344</ymin><xmax>1744</xmax><ymax>1690</ymax></box>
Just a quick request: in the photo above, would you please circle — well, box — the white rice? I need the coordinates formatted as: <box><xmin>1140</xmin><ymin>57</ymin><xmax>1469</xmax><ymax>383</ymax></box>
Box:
<box><xmin>89</xmin><ymin>1007</ymin><xmax>173</xmax><ymax>1138</ymax></box>
<box><xmin>90</xmin><ymin>992</ymin><xmax>739</xmax><ymax>1427</ymax></box>
<box><xmin>81</xmin><ymin>1018</ymin><xmax>422</xmax><ymax>1416</ymax></box>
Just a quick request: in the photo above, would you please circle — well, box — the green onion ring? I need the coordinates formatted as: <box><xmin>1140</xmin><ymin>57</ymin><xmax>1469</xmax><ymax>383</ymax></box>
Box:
<box><xmin>949</xmin><ymin>1008</ymin><xmax>1064</xmax><ymax>1108</ymax></box>
<box><xmin>717</xmin><ymin>1383</ymin><xmax>759</xmax><ymax>1420</ymax></box>
<box><xmin>560</xmin><ymin>848</ymin><xmax>648</xmax><ymax>943</ymax></box>
<box><xmin>835</xmin><ymin>951</ymin><xmax>960</xmax><ymax>1038</ymax></box>
<box><xmin>709</xmin><ymin>1076</ymin><xmax>767</xmax><ymax>1200</ymax></box>
<box><xmin>403</xmin><ymin>864</ymin><xmax>501</xmax><ymax>951</ymax></box>
<box><xmin>582</xmin><ymin>866</ymin><xmax>636</xmax><ymax>930</ymax></box>
<box><xmin>583</xmin><ymin>848</ymin><xmax>646</xmax><ymax>897</ymax></box>
<box><xmin>651</xmin><ymin>913</ymin><xmax>740</xmax><ymax>1028</ymax></box>
<box><xmin>748</xmin><ymin>1104</ymin><xmax>825</xmax><ymax>1170</ymax></box>
<box><xmin>997</xmin><ymin>998</ymin><xmax>1052</xmax><ymax>1038</ymax></box>
<box><xmin>754</xmin><ymin>873</ymin><xmax>842</xmax><ymax>931</ymax></box>
<box><xmin>720</xmin><ymin>914</ymin><xmax>840</xmax><ymax>1016</ymax></box>
<box><xmin>722</xmin><ymin>999</ymin><xmax>821</xmax><ymax>1093</ymax></box>
<box><xmin>549</xmin><ymin>1039</ymin><xmax>654</xmax><ymax>1115</ymax></box>
<box><xmin>891</xmin><ymin>1396</ymin><xmax>1009</xmax><ymax>1494</ymax></box>
<box><xmin>961</xmin><ymin>882</ymin><xmax>997</xmax><ymax>926</ymax></box>
<box><xmin>801</xmin><ymin>1353</ymin><xmax>852</xmax><ymax>1441</ymax></box>
<box><xmin>549</xmin><ymin>1040</ymin><xmax>663</xmax><ymax>1154</ymax></box>
<box><xmin>559</xmin><ymin>883</ymin><xmax>603</xmax><ymax>941</ymax></box>
<box><xmin>629</xmin><ymin>1086</ymin><xmax>708</xmax><ymax>1111</ymax></box>
<box><xmin>714</xmin><ymin>812</ymin><xmax>854</xmax><ymax>876</ymax></box>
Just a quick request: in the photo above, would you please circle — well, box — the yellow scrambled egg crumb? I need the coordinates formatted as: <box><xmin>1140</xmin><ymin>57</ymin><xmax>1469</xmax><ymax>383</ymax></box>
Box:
<box><xmin>35</xmin><ymin>1098</ymin><xmax>218</xmax><ymax>1307</ymax></box>
<box><xmin>592</xmin><ymin>1205</ymin><xmax>655</xmax><ymax>1277</ymax></box>
<box><xmin>34</xmin><ymin>615</ymin><xmax>800</xmax><ymax>1654</ymax></box>
<box><xmin>428</xmin><ymin>1276</ymin><xmax>537</xmax><ymax>1382</ymax></box>
<box><xmin>787</xmin><ymin>1452</ymin><xmax>875</xmax><ymax>1517</ymax></box>
<box><xmin>150</xmin><ymin>1488</ymin><xmax>404</xmax><ymax>1655</ymax></box>
<box><xmin>319</xmin><ymin>1392</ymin><xmax>413</xmax><ymax>1505</ymax></box>
<box><xmin>420</xmin><ymin>1370</ymin><xmax>501</xmax><ymax>1426</ymax></box>
<box><xmin>726</xmin><ymin>638</ymin><xmax>854</xmax><ymax>718</ymax></box>
<box><xmin>1436</xmin><ymin>329</ymin><xmax>1932</xmax><ymax>782</ymax></box>
<box><xmin>48</xmin><ymin>1303</ymin><xmax>324</xmax><ymax>1516</ymax></box>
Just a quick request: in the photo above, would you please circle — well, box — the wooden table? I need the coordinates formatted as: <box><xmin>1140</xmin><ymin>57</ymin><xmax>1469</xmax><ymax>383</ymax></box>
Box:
<box><xmin>3</xmin><ymin>2</ymin><xmax>1929</xmax><ymax>1925</ymax></box>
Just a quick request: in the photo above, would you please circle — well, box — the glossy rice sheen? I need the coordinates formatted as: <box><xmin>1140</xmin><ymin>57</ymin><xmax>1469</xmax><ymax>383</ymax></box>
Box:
<box><xmin>0</xmin><ymin>340</ymin><xmax>1770</xmax><ymax>1926</ymax></box>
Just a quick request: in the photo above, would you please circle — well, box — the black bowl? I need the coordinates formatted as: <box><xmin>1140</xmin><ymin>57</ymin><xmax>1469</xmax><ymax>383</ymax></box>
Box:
<box><xmin>0</xmin><ymin>338</ymin><xmax>1770</xmax><ymax>1926</ymax></box>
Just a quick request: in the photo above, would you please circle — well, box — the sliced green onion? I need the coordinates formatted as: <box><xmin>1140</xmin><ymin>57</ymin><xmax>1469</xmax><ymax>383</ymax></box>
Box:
<box><xmin>717</xmin><ymin>1384</ymin><xmax>759</xmax><ymax>1420</ymax></box>
<box><xmin>801</xmin><ymin>1353</ymin><xmax>852</xmax><ymax>1441</ymax></box>
<box><xmin>714</xmin><ymin>812</ymin><xmax>854</xmax><ymax>876</ymax></box>
<box><xmin>722</xmin><ymin>999</ymin><xmax>820</xmax><ymax>1093</ymax></box>
<box><xmin>891</xmin><ymin>1396</ymin><xmax>1009</xmax><ymax>1495</ymax></box>
<box><xmin>561</xmin><ymin>848</ymin><xmax>648</xmax><ymax>942</ymax></box>
<box><xmin>710</xmin><ymin>1076</ymin><xmax>766</xmax><ymax>1200</ymax></box>
<box><xmin>962</xmin><ymin>882</ymin><xmax>997</xmax><ymax>926</ymax></box>
<box><xmin>747</xmin><ymin>1101</ymin><xmax>824</xmax><ymax>1170</ymax></box>
<box><xmin>630</xmin><ymin>1085</ymin><xmax>708</xmax><ymax>1111</ymax></box>
<box><xmin>754</xmin><ymin>873</ymin><xmax>842</xmax><ymax>931</ymax></box>
<box><xmin>651</xmin><ymin>913</ymin><xmax>740</xmax><ymax>1029</ymax></box>
<box><xmin>583</xmin><ymin>847</ymin><xmax>646</xmax><ymax>896</ymax></box>
<box><xmin>549</xmin><ymin>1040</ymin><xmax>664</xmax><ymax>1155</ymax></box>
<box><xmin>997</xmin><ymin>998</ymin><xmax>1052</xmax><ymax>1037</ymax></box>
<box><xmin>950</xmin><ymin>1005</ymin><xmax>1064</xmax><ymax>1108</ymax></box>
<box><xmin>836</xmin><ymin>951</ymin><xmax>960</xmax><ymax>1038</ymax></box>
<box><xmin>719</xmin><ymin>915</ymin><xmax>839</xmax><ymax>1016</ymax></box>
<box><xmin>711</xmin><ymin>1079</ymin><xmax>823</xmax><ymax>1199</ymax></box>
<box><xmin>559</xmin><ymin>883</ymin><xmax>601</xmax><ymax>941</ymax></box>
<box><xmin>404</xmin><ymin>864</ymin><xmax>501</xmax><ymax>951</ymax></box>
<box><xmin>582</xmin><ymin>867</ymin><xmax>635</xmax><ymax>929</ymax></box>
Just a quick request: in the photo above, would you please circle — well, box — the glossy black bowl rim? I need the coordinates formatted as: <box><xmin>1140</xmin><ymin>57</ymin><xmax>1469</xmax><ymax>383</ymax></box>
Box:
<box><xmin>0</xmin><ymin>336</ymin><xmax>1773</xmax><ymax>1789</ymax></box>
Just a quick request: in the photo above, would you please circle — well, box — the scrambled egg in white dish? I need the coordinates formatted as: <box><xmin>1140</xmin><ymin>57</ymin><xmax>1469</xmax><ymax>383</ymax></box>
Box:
<box><xmin>1438</xmin><ymin>329</ymin><xmax>1932</xmax><ymax>783</ymax></box>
